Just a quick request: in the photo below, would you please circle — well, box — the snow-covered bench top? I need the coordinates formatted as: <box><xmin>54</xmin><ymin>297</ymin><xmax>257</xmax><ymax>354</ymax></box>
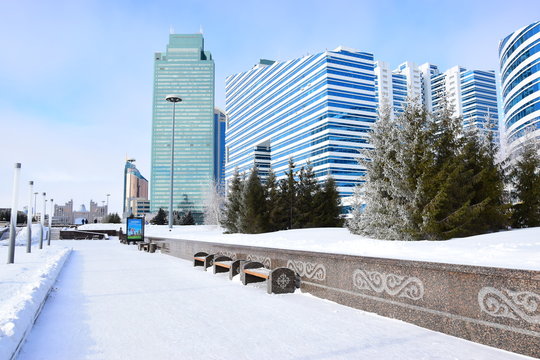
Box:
<box><xmin>244</xmin><ymin>267</ymin><xmax>271</xmax><ymax>279</ymax></box>
<box><xmin>214</xmin><ymin>260</ymin><xmax>233</xmax><ymax>268</ymax></box>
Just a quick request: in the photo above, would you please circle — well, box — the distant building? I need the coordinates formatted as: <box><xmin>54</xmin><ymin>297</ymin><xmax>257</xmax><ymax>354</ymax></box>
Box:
<box><xmin>150</xmin><ymin>33</ymin><xmax>215</xmax><ymax>223</ymax></box>
<box><xmin>123</xmin><ymin>159</ymin><xmax>149</xmax><ymax>217</ymax></box>
<box><xmin>376</xmin><ymin>61</ymin><xmax>499</xmax><ymax>141</ymax></box>
<box><xmin>53</xmin><ymin>200</ymin><xmax>107</xmax><ymax>225</ymax></box>
<box><xmin>499</xmin><ymin>21</ymin><xmax>540</xmax><ymax>159</ymax></box>
<box><xmin>214</xmin><ymin>108</ymin><xmax>227</xmax><ymax>194</ymax></box>
<box><xmin>128</xmin><ymin>199</ymin><xmax>151</xmax><ymax>217</ymax></box>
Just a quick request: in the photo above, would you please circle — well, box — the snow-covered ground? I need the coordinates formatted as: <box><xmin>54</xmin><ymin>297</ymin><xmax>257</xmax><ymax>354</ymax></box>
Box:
<box><xmin>9</xmin><ymin>240</ymin><xmax>533</xmax><ymax>360</ymax></box>
<box><xmin>81</xmin><ymin>224</ymin><xmax>540</xmax><ymax>271</ymax></box>
<box><xmin>0</xmin><ymin>224</ymin><xmax>48</xmax><ymax>247</ymax></box>
<box><xmin>0</xmin><ymin>244</ymin><xmax>70</xmax><ymax>360</ymax></box>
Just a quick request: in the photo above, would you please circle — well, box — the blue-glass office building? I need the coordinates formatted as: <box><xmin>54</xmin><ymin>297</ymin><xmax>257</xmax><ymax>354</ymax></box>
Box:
<box><xmin>500</xmin><ymin>21</ymin><xmax>540</xmax><ymax>158</ymax></box>
<box><xmin>225</xmin><ymin>47</ymin><xmax>377</xmax><ymax>197</ymax></box>
<box><xmin>150</xmin><ymin>34</ymin><xmax>215</xmax><ymax>220</ymax></box>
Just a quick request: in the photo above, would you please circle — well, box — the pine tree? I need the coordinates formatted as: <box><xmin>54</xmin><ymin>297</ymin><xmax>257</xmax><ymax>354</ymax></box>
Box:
<box><xmin>238</xmin><ymin>166</ymin><xmax>267</xmax><ymax>233</ymax></box>
<box><xmin>107</xmin><ymin>213</ymin><xmax>122</xmax><ymax>223</ymax></box>
<box><xmin>151</xmin><ymin>208</ymin><xmax>167</xmax><ymax>225</ymax></box>
<box><xmin>417</xmin><ymin>97</ymin><xmax>470</xmax><ymax>239</ymax></box>
<box><xmin>313</xmin><ymin>176</ymin><xmax>343</xmax><ymax>227</ymax></box>
<box><xmin>510</xmin><ymin>140</ymin><xmax>540</xmax><ymax>227</ymax></box>
<box><xmin>181</xmin><ymin>211</ymin><xmax>196</xmax><ymax>225</ymax></box>
<box><xmin>265</xmin><ymin>168</ymin><xmax>286</xmax><ymax>232</ymax></box>
<box><xmin>348</xmin><ymin>102</ymin><xmax>415</xmax><ymax>239</ymax></box>
<box><xmin>295</xmin><ymin>161</ymin><xmax>320</xmax><ymax>228</ymax></box>
<box><xmin>279</xmin><ymin>158</ymin><xmax>298</xmax><ymax>229</ymax></box>
<box><xmin>221</xmin><ymin>168</ymin><xmax>244</xmax><ymax>233</ymax></box>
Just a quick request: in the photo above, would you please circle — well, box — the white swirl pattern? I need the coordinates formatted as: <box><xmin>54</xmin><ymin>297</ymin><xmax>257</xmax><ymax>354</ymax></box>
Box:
<box><xmin>216</xmin><ymin>251</ymin><xmax>236</xmax><ymax>260</ymax></box>
<box><xmin>352</xmin><ymin>269</ymin><xmax>424</xmax><ymax>301</ymax></box>
<box><xmin>287</xmin><ymin>260</ymin><xmax>326</xmax><ymax>281</ymax></box>
<box><xmin>478</xmin><ymin>287</ymin><xmax>540</xmax><ymax>324</ymax></box>
<box><xmin>246</xmin><ymin>255</ymin><xmax>271</xmax><ymax>268</ymax></box>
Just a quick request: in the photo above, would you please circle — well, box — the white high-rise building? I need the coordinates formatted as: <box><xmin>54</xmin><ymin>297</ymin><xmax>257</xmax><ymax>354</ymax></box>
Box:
<box><xmin>499</xmin><ymin>21</ymin><xmax>540</xmax><ymax>159</ymax></box>
<box><xmin>376</xmin><ymin>61</ymin><xmax>499</xmax><ymax>140</ymax></box>
<box><xmin>374</xmin><ymin>61</ymin><xmax>422</xmax><ymax>116</ymax></box>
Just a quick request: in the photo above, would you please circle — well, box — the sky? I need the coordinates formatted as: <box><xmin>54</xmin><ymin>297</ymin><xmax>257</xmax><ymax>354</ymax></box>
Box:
<box><xmin>0</xmin><ymin>0</ymin><xmax>539</xmax><ymax>215</ymax></box>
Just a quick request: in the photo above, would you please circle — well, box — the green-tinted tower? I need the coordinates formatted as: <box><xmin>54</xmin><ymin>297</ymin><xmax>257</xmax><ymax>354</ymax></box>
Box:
<box><xmin>151</xmin><ymin>34</ymin><xmax>215</xmax><ymax>222</ymax></box>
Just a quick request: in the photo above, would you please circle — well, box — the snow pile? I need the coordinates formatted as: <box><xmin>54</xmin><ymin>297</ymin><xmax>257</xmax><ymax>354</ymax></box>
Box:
<box><xmin>79</xmin><ymin>223</ymin><xmax>125</xmax><ymax>231</ymax></box>
<box><xmin>0</xmin><ymin>246</ymin><xmax>71</xmax><ymax>360</ymax></box>
<box><xmin>77</xmin><ymin>224</ymin><xmax>540</xmax><ymax>271</ymax></box>
<box><xmin>0</xmin><ymin>224</ymin><xmax>48</xmax><ymax>247</ymax></box>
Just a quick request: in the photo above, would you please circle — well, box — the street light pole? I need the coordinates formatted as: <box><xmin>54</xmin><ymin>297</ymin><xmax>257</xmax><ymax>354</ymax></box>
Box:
<box><xmin>165</xmin><ymin>95</ymin><xmax>182</xmax><ymax>230</ymax></box>
<box><xmin>39</xmin><ymin>192</ymin><xmax>46</xmax><ymax>249</ymax></box>
<box><xmin>7</xmin><ymin>163</ymin><xmax>21</xmax><ymax>264</ymax></box>
<box><xmin>47</xmin><ymin>198</ymin><xmax>53</xmax><ymax>245</ymax></box>
<box><xmin>27</xmin><ymin>181</ymin><xmax>34</xmax><ymax>253</ymax></box>
<box><xmin>33</xmin><ymin>192</ymin><xmax>38</xmax><ymax>217</ymax></box>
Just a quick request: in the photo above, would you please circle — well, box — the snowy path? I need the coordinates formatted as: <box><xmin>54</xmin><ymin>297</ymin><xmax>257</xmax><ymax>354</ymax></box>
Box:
<box><xmin>18</xmin><ymin>241</ymin><xmax>532</xmax><ymax>360</ymax></box>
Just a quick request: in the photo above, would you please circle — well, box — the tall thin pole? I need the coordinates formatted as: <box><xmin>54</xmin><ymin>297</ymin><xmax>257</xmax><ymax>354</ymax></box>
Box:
<box><xmin>7</xmin><ymin>163</ymin><xmax>21</xmax><ymax>264</ymax></box>
<box><xmin>27</xmin><ymin>181</ymin><xmax>34</xmax><ymax>253</ymax></box>
<box><xmin>39</xmin><ymin>192</ymin><xmax>46</xmax><ymax>249</ymax></box>
<box><xmin>169</xmin><ymin>101</ymin><xmax>176</xmax><ymax>230</ymax></box>
<box><xmin>47</xmin><ymin>198</ymin><xmax>53</xmax><ymax>245</ymax></box>
<box><xmin>33</xmin><ymin>192</ymin><xmax>38</xmax><ymax>217</ymax></box>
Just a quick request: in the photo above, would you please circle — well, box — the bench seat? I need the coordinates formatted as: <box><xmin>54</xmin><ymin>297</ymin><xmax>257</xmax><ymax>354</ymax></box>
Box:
<box><xmin>240</xmin><ymin>261</ymin><xmax>297</xmax><ymax>294</ymax></box>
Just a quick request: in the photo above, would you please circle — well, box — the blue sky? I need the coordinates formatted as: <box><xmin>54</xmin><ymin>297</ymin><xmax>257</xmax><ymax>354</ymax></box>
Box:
<box><xmin>1</xmin><ymin>0</ymin><xmax>539</xmax><ymax>214</ymax></box>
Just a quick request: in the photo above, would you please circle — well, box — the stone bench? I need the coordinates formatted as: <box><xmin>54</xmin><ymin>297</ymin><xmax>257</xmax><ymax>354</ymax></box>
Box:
<box><xmin>193</xmin><ymin>252</ymin><xmax>214</xmax><ymax>270</ymax></box>
<box><xmin>213</xmin><ymin>256</ymin><xmax>243</xmax><ymax>280</ymax></box>
<box><xmin>138</xmin><ymin>242</ymin><xmax>150</xmax><ymax>251</ymax></box>
<box><xmin>137</xmin><ymin>242</ymin><xmax>157</xmax><ymax>253</ymax></box>
<box><xmin>240</xmin><ymin>261</ymin><xmax>297</xmax><ymax>294</ymax></box>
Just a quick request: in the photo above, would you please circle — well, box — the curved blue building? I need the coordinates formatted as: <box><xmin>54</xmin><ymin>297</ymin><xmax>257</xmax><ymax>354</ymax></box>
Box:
<box><xmin>499</xmin><ymin>21</ymin><xmax>540</xmax><ymax>158</ymax></box>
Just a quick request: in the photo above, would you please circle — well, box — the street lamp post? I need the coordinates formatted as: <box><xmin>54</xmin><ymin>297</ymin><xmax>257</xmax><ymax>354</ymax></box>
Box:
<box><xmin>106</xmin><ymin>193</ymin><xmax>110</xmax><ymax>216</ymax></box>
<box><xmin>7</xmin><ymin>163</ymin><xmax>21</xmax><ymax>264</ymax></box>
<box><xmin>33</xmin><ymin>192</ymin><xmax>38</xmax><ymax>217</ymax></box>
<box><xmin>165</xmin><ymin>95</ymin><xmax>182</xmax><ymax>230</ymax></box>
<box><xmin>47</xmin><ymin>198</ymin><xmax>53</xmax><ymax>245</ymax></box>
<box><xmin>39</xmin><ymin>193</ymin><xmax>46</xmax><ymax>249</ymax></box>
<box><xmin>27</xmin><ymin>181</ymin><xmax>34</xmax><ymax>253</ymax></box>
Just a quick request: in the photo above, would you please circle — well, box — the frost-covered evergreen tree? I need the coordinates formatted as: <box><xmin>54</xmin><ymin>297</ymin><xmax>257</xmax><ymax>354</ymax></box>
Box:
<box><xmin>348</xmin><ymin>100</ymin><xmax>430</xmax><ymax>239</ymax></box>
<box><xmin>509</xmin><ymin>139</ymin><xmax>540</xmax><ymax>227</ymax></box>
<box><xmin>203</xmin><ymin>180</ymin><xmax>225</xmax><ymax>226</ymax></box>
<box><xmin>221</xmin><ymin>168</ymin><xmax>244</xmax><ymax>233</ymax></box>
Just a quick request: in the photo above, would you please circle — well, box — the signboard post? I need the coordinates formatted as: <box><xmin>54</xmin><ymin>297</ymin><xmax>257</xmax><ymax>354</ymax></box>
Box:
<box><xmin>126</xmin><ymin>217</ymin><xmax>145</xmax><ymax>243</ymax></box>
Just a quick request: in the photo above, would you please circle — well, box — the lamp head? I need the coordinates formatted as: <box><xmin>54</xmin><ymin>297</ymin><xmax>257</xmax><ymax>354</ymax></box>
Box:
<box><xmin>165</xmin><ymin>95</ymin><xmax>182</xmax><ymax>103</ymax></box>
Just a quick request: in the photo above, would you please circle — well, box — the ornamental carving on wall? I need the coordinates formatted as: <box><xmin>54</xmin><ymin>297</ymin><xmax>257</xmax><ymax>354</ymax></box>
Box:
<box><xmin>287</xmin><ymin>260</ymin><xmax>326</xmax><ymax>281</ymax></box>
<box><xmin>478</xmin><ymin>287</ymin><xmax>540</xmax><ymax>324</ymax></box>
<box><xmin>216</xmin><ymin>250</ymin><xmax>236</xmax><ymax>260</ymax></box>
<box><xmin>352</xmin><ymin>269</ymin><xmax>424</xmax><ymax>301</ymax></box>
<box><xmin>246</xmin><ymin>254</ymin><xmax>271</xmax><ymax>268</ymax></box>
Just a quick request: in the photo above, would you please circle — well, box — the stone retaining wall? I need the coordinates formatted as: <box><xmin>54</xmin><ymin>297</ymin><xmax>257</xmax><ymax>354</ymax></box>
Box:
<box><xmin>147</xmin><ymin>236</ymin><xmax>540</xmax><ymax>358</ymax></box>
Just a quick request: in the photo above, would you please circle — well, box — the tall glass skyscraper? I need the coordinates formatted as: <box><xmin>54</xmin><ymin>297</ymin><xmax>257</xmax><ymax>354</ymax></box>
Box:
<box><xmin>151</xmin><ymin>34</ymin><xmax>215</xmax><ymax>221</ymax></box>
<box><xmin>500</xmin><ymin>21</ymin><xmax>540</xmax><ymax>158</ymax></box>
<box><xmin>225</xmin><ymin>47</ymin><xmax>377</xmax><ymax>197</ymax></box>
